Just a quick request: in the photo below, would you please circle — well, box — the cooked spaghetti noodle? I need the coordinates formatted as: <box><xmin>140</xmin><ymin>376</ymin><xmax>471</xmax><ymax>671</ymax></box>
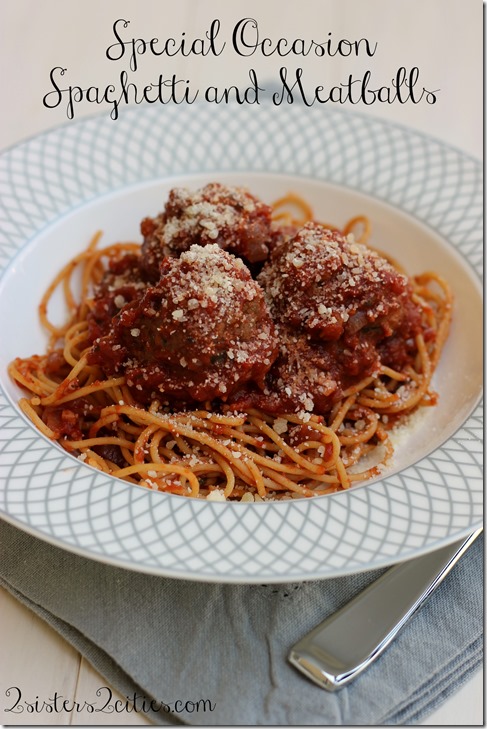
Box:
<box><xmin>9</xmin><ymin>185</ymin><xmax>452</xmax><ymax>501</ymax></box>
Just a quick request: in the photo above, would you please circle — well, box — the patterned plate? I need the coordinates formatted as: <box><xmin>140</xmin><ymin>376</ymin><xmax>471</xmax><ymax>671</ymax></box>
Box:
<box><xmin>0</xmin><ymin>104</ymin><xmax>482</xmax><ymax>582</ymax></box>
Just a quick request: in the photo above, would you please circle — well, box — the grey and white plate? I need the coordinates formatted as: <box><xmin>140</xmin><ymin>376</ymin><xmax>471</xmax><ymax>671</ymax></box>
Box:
<box><xmin>0</xmin><ymin>104</ymin><xmax>482</xmax><ymax>582</ymax></box>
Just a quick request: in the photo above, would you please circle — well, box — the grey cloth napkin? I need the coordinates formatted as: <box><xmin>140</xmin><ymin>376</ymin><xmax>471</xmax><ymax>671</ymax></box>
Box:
<box><xmin>0</xmin><ymin>520</ymin><xmax>482</xmax><ymax>726</ymax></box>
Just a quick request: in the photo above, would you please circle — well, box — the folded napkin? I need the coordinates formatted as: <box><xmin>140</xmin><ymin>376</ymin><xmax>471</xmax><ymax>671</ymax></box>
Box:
<box><xmin>0</xmin><ymin>520</ymin><xmax>482</xmax><ymax>725</ymax></box>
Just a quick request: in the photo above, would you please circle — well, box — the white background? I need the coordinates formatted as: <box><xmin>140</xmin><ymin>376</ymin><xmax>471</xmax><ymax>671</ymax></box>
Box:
<box><xmin>0</xmin><ymin>0</ymin><xmax>483</xmax><ymax>159</ymax></box>
<box><xmin>0</xmin><ymin>0</ymin><xmax>482</xmax><ymax>725</ymax></box>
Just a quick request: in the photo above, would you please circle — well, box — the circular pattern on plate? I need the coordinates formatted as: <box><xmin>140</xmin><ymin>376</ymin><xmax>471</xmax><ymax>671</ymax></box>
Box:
<box><xmin>0</xmin><ymin>104</ymin><xmax>482</xmax><ymax>582</ymax></box>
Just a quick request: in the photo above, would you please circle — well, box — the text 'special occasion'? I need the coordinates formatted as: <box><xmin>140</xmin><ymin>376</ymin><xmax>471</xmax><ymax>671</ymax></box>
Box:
<box><xmin>42</xmin><ymin>17</ymin><xmax>440</xmax><ymax>120</ymax></box>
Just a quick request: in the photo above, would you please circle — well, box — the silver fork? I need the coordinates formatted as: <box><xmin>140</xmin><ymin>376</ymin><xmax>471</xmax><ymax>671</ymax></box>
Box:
<box><xmin>288</xmin><ymin>529</ymin><xmax>482</xmax><ymax>691</ymax></box>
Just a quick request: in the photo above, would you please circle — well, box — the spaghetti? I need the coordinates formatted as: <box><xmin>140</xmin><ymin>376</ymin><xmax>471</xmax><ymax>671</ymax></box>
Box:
<box><xmin>9</xmin><ymin>185</ymin><xmax>452</xmax><ymax>501</ymax></box>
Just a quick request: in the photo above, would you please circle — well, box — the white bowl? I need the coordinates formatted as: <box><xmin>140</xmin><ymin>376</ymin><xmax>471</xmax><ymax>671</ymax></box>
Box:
<box><xmin>0</xmin><ymin>105</ymin><xmax>482</xmax><ymax>582</ymax></box>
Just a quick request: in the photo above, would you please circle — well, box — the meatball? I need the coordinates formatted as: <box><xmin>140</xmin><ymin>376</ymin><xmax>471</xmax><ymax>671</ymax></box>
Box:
<box><xmin>89</xmin><ymin>244</ymin><xmax>279</xmax><ymax>404</ymax></box>
<box><xmin>140</xmin><ymin>183</ymin><xmax>278</xmax><ymax>281</ymax></box>
<box><xmin>87</xmin><ymin>253</ymin><xmax>147</xmax><ymax>342</ymax></box>
<box><xmin>249</xmin><ymin>223</ymin><xmax>426</xmax><ymax>415</ymax></box>
<box><xmin>258</xmin><ymin>222</ymin><xmax>422</xmax><ymax>347</ymax></box>
<box><xmin>229</xmin><ymin>327</ymin><xmax>341</xmax><ymax>416</ymax></box>
<box><xmin>230</xmin><ymin>325</ymin><xmax>380</xmax><ymax>417</ymax></box>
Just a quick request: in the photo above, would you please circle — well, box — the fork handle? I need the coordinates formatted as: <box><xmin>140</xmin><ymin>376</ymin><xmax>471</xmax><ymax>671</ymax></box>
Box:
<box><xmin>288</xmin><ymin>529</ymin><xmax>482</xmax><ymax>691</ymax></box>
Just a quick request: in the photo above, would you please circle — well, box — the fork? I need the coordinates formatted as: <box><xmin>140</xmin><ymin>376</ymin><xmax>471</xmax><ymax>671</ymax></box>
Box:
<box><xmin>288</xmin><ymin>529</ymin><xmax>482</xmax><ymax>691</ymax></box>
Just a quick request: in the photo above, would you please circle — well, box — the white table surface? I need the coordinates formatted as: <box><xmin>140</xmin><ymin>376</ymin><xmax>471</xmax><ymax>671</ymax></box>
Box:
<box><xmin>0</xmin><ymin>1</ymin><xmax>483</xmax><ymax>725</ymax></box>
